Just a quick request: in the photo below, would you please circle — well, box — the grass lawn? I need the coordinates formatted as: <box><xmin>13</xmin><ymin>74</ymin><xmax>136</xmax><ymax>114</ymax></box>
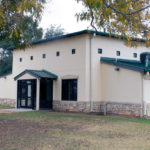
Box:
<box><xmin>0</xmin><ymin>112</ymin><xmax>150</xmax><ymax>150</ymax></box>
<box><xmin>0</xmin><ymin>105</ymin><xmax>14</xmax><ymax>109</ymax></box>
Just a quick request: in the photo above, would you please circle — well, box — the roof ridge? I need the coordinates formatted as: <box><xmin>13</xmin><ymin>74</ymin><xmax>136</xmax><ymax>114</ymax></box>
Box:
<box><xmin>14</xmin><ymin>69</ymin><xmax>58</xmax><ymax>80</ymax></box>
<box><xmin>7</xmin><ymin>30</ymin><xmax>145</xmax><ymax>51</ymax></box>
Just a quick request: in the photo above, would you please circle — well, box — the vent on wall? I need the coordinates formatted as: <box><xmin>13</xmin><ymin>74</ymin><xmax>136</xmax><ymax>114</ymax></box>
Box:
<box><xmin>19</xmin><ymin>58</ymin><xmax>22</xmax><ymax>62</ymax></box>
<box><xmin>56</xmin><ymin>51</ymin><xmax>60</xmax><ymax>56</ymax></box>
<box><xmin>42</xmin><ymin>54</ymin><xmax>46</xmax><ymax>59</ymax></box>
<box><xmin>116</xmin><ymin>51</ymin><xmax>120</xmax><ymax>56</ymax></box>
<box><xmin>98</xmin><ymin>48</ymin><xmax>102</xmax><ymax>54</ymax></box>
<box><xmin>133</xmin><ymin>53</ymin><xmax>137</xmax><ymax>58</ymax></box>
<box><xmin>115</xmin><ymin>67</ymin><xmax>120</xmax><ymax>71</ymax></box>
<box><xmin>72</xmin><ymin>49</ymin><xmax>76</xmax><ymax>54</ymax></box>
<box><xmin>30</xmin><ymin>56</ymin><xmax>33</xmax><ymax>60</ymax></box>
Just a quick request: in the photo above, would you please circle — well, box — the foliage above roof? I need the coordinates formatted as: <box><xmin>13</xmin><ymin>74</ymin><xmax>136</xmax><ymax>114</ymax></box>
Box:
<box><xmin>76</xmin><ymin>0</ymin><xmax>150</xmax><ymax>47</ymax></box>
<box><xmin>0</xmin><ymin>0</ymin><xmax>45</xmax><ymax>49</ymax></box>
<box><xmin>8</xmin><ymin>30</ymin><xmax>146</xmax><ymax>51</ymax></box>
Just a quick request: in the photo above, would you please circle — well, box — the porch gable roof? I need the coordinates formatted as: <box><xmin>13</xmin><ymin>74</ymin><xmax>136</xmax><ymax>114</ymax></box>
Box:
<box><xmin>14</xmin><ymin>69</ymin><xmax>58</xmax><ymax>80</ymax></box>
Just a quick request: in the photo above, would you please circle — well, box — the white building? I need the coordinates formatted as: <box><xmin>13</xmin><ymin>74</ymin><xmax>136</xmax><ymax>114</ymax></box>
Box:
<box><xmin>0</xmin><ymin>30</ymin><xmax>150</xmax><ymax>117</ymax></box>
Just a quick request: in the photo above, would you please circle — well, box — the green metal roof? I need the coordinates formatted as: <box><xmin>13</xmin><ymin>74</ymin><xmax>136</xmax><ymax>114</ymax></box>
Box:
<box><xmin>14</xmin><ymin>69</ymin><xmax>58</xmax><ymax>80</ymax></box>
<box><xmin>30</xmin><ymin>30</ymin><xmax>146</xmax><ymax>45</ymax></box>
<box><xmin>101</xmin><ymin>57</ymin><xmax>150</xmax><ymax>72</ymax></box>
<box><xmin>8</xmin><ymin>30</ymin><xmax>145</xmax><ymax>51</ymax></box>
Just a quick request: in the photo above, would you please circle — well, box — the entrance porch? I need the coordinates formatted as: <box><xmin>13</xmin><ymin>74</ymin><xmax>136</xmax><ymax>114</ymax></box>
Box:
<box><xmin>14</xmin><ymin>69</ymin><xmax>57</xmax><ymax>110</ymax></box>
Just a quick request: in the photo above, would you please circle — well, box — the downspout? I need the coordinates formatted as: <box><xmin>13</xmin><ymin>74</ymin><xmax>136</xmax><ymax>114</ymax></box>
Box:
<box><xmin>141</xmin><ymin>73</ymin><xmax>146</xmax><ymax>117</ymax></box>
<box><xmin>89</xmin><ymin>34</ymin><xmax>93</xmax><ymax>112</ymax></box>
<box><xmin>89</xmin><ymin>33</ymin><xmax>95</xmax><ymax>112</ymax></box>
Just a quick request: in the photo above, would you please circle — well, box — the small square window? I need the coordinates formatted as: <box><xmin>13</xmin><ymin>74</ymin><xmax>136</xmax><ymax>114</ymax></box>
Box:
<box><xmin>98</xmin><ymin>48</ymin><xmax>102</xmax><ymax>54</ymax></box>
<box><xmin>133</xmin><ymin>53</ymin><xmax>137</xmax><ymax>58</ymax></box>
<box><xmin>56</xmin><ymin>51</ymin><xmax>60</xmax><ymax>56</ymax></box>
<box><xmin>42</xmin><ymin>54</ymin><xmax>46</xmax><ymax>59</ymax></box>
<box><xmin>30</xmin><ymin>56</ymin><xmax>33</xmax><ymax>60</ymax></box>
<box><xmin>116</xmin><ymin>51</ymin><xmax>120</xmax><ymax>56</ymax></box>
<box><xmin>19</xmin><ymin>58</ymin><xmax>22</xmax><ymax>62</ymax></box>
<box><xmin>72</xmin><ymin>49</ymin><xmax>76</xmax><ymax>54</ymax></box>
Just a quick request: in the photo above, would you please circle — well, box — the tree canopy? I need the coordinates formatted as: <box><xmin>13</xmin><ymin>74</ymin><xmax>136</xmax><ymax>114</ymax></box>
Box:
<box><xmin>0</xmin><ymin>16</ymin><xmax>43</xmax><ymax>75</ymax></box>
<box><xmin>0</xmin><ymin>23</ymin><xmax>65</xmax><ymax>75</ymax></box>
<box><xmin>0</xmin><ymin>17</ymin><xmax>43</xmax><ymax>50</ymax></box>
<box><xmin>44</xmin><ymin>25</ymin><xmax>64</xmax><ymax>39</ymax></box>
<box><xmin>76</xmin><ymin>0</ymin><xmax>150</xmax><ymax>46</ymax></box>
<box><xmin>0</xmin><ymin>49</ymin><xmax>12</xmax><ymax>75</ymax></box>
<box><xmin>0</xmin><ymin>0</ymin><xmax>45</xmax><ymax>49</ymax></box>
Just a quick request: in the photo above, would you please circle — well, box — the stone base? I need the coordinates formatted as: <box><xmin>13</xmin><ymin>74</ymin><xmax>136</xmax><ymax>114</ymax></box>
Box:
<box><xmin>0</xmin><ymin>98</ymin><xmax>16</xmax><ymax>107</ymax></box>
<box><xmin>100</xmin><ymin>102</ymin><xmax>142</xmax><ymax>117</ymax></box>
<box><xmin>53</xmin><ymin>101</ymin><xmax>91</xmax><ymax>112</ymax></box>
<box><xmin>53</xmin><ymin>100</ymin><xmax>142</xmax><ymax>117</ymax></box>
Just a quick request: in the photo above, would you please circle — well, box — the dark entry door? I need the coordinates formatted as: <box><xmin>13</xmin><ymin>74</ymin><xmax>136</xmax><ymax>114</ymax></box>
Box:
<box><xmin>40</xmin><ymin>79</ymin><xmax>53</xmax><ymax>109</ymax></box>
<box><xmin>17</xmin><ymin>80</ymin><xmax>36</xmax><ymax>109</ymax></box>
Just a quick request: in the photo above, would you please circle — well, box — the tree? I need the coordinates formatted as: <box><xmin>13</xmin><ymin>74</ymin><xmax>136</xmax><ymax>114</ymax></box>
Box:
<box><xmin>0</xmin><ymin>17</ymin><xmax>43</xmax><ymax>75</ymax></box>
<box><xmin>19</xmin><ymin>17</ymin><xmax>43</xmax><ymax>43</ymax></box>
<box><xmin>0</xmin><ymin>0</ymin><xmax>45</xmax><ymax>49</ymax></box>
<box><xmin>76</xmin><ymin>0</ymin><xmax>150</xmax><ymax>46</ymax></box>
<box><xmin>44</xmin><ymin>25</ymin><xmax>64</xmax><ymax>39</ymax></box>
<box><xmin>0</xmin><ymin>49</ymin><xmax>12</xmax><ymax>75</ymax></box>
<box><xmin>0</xmin><ymin>17</ymin><xmax>43</xmax><ymax>49</ymax></box>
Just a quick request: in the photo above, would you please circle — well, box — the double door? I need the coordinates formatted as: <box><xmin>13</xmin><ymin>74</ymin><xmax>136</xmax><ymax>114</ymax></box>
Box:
<box><xmin>17</xmin><ymin>80</ymin><xmax>36</xmax><ymax>109</ymax></box>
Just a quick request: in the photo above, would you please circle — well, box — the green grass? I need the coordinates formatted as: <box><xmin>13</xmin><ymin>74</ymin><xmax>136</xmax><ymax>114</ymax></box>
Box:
<box><xmin>0</xmin><ymin>111</ymin><xmax>150</xmax><ymax>150</ymax></box>
<box><xmin>0</xmin><ymin>111</ymin><xmax>149</xmax><ymax>123</ymax></box>
<box><xmin>0</xmin><ymin>105</ymin><xmax>14</xmax><ymax>109</ymax></box>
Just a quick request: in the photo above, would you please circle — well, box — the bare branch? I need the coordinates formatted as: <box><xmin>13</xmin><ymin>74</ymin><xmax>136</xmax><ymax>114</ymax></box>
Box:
<box><xmin>128</xmin><ymin>5</ymin><xmax>150</xmax><ymax>15</ymax></box>
<box><xmin>102</xmin><ymin>0</ymin><xmax>150</xmax><ymax>16</ymax></box>
<box><xmin>89</xmin><ymin>8</ymin><xmax>97</xmax><ymax>32</ymax></box>
<box><xmin>102</xmin><ymin>0</ymin><xmax>127</xmax><ymax>17</ymax></box>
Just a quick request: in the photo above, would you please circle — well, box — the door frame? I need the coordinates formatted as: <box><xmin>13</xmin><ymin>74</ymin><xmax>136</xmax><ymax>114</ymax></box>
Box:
<box><xmin>39</xmin><ymin>78</ymin><xmax>53</xmax><ymax>109</ymax></box>
<box><xmin>17</xmin><ymin>79</ymin><xmax>36</xmax><ymax>109</ymax></box>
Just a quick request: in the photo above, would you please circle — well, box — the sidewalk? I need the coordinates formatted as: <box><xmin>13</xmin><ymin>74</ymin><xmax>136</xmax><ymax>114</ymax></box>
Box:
<box><xmin>0</xmin><ymin>108</ymin><xmax>34</xmax><ymax>114</ymax></box>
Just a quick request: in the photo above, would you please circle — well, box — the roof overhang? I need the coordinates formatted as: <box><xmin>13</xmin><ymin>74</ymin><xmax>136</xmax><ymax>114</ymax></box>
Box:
<box><xmin>100</xmin><ymin>57</ymin><xmax>150</xmax><ymax>73</ymax></box>
<box><xmin>14</xmin><ymin>69</ymin><xmax>58</xmax><ymax>80</ymax></box>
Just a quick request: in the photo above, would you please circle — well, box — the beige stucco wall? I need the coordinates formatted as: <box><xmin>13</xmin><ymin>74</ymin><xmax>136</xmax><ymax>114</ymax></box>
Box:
<box><xmin>143</xmin><ymin>78</ymin><xmax>150</xmax><ymax>105</ymax></box>
<box><xmin>17</xmin><ymin>73</ymin><xmax>37</xmax><ymax>80</ymax></box>
<box><xmin>92</xmin><ymin>36</ymin><xmax>150</xmax><ymax>60</ymax></box>
<box><xmin>1</xmin><ymin>32</ymin><xmax>150</xmax><ymax>106</ymax></box>
<box><xmin>143</xmin><ymin>78</ymin><xmax>150</xmax><ymax>116</ymax></box>
<box><xmin>12</xmin><ymin>34</ymin><xmax>89</xmax><ymax>102</ymax></box>
<box><xmin>0</xmin><ymin>74</ymin><xmax>16</xmax><ymax>99</ymax></box>
<box><xmin>101</xmin><ymin>63</ymin><xmax>142</xmax><ymax>104</ymax></box>
<box><xmin>90</xmin><ymin>35</ymin><xmax>150</xmax><ymax>102</ymax></box>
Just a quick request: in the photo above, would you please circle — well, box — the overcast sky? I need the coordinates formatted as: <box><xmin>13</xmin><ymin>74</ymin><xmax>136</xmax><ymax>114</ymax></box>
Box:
<box><xmin>40</xmin><ymin>0</ymin><xmax>90</xmax><ymax>33</ymax></box>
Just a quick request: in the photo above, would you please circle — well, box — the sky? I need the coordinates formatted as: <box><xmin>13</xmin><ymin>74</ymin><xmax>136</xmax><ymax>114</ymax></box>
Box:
<box><xmin>40</xmin><ymin>0</ymin><xmax>90</xmax><ymax>33</ymax></box>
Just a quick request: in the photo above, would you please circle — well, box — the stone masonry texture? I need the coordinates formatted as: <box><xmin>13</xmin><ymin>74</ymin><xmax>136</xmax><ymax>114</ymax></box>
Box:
<box><xmin>0</xmin><ymin>98</ymin><xmax>16</xmax><ymax>107</ymax></box>
<box><xmin>53</xmin><ymin>101</ymin><xmax>142</xmax><ymax>117</ymax></box>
